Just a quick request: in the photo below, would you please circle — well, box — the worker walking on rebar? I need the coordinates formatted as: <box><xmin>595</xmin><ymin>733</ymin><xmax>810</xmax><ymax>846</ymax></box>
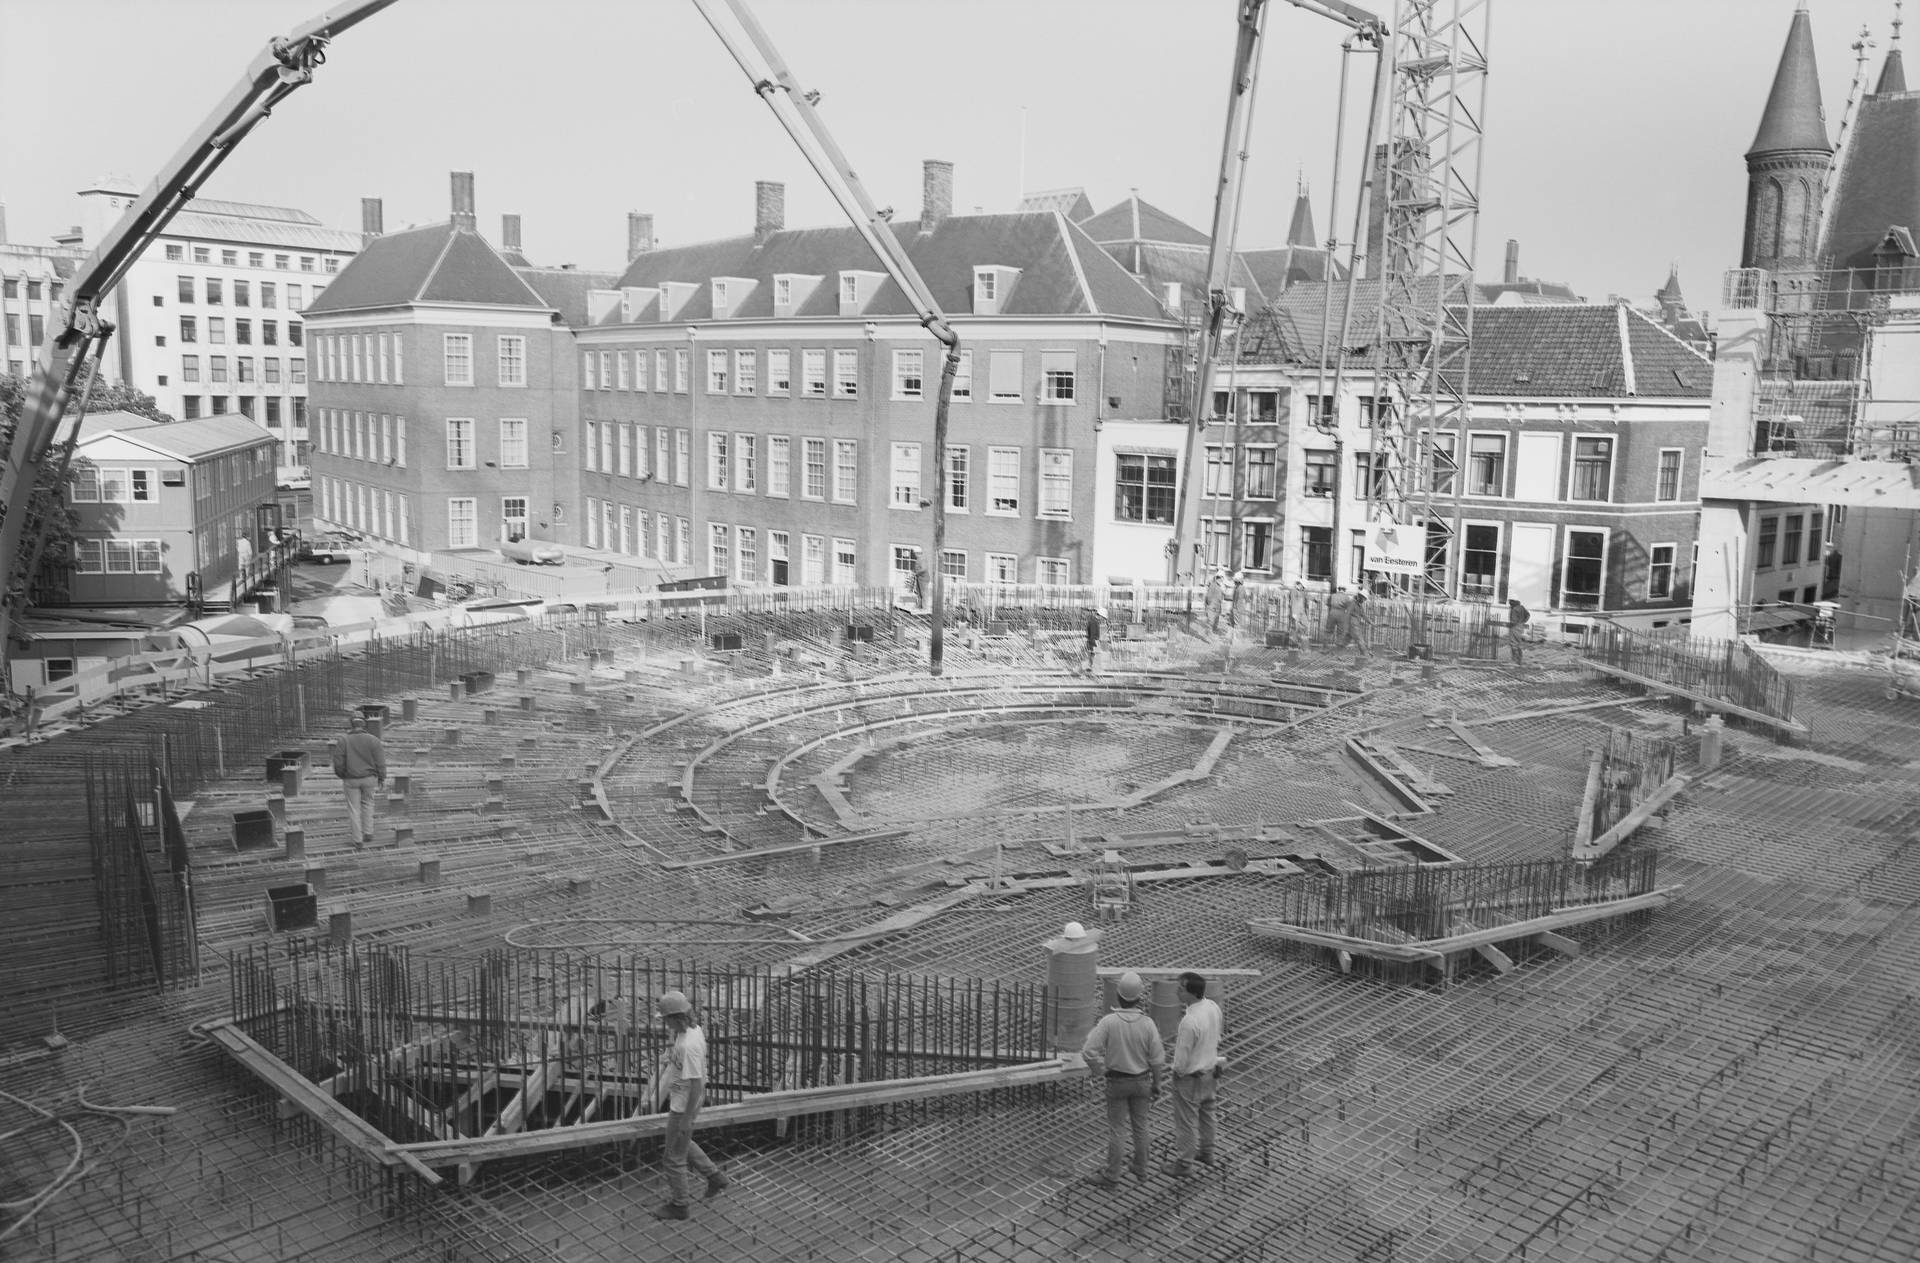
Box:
<box><xmin>651</xmin><ymin>990</ymin><xmax>728</xmax><ymax>1221</ymax></box>
<box><xmin>1162</xmin><ymin>971</ymin><xmax>1224</xmax><ymax>1179</ymax></box>
<box><xmin>1080</xmin><ymin>971</ymin><xmax>1165</xmax><ymax>1187</ymax></box>
<box><xmin>1506</xmin><ymin>598</ymin><xmax>1532</xmax><ymax>665</ymax></box>
<box><xmin>331</xmin><ymin>714</ymin><xmax>385</xmax><ymax>849</ymax></box>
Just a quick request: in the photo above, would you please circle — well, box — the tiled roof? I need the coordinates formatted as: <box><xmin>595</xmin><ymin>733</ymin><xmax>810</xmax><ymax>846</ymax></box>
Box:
<box><xmin>1239</xmin><ymin>245</ymin><xmax>1340</xmax><ymax>296</ymax></box>
<box><xmin>1749</xmin><ymin>6</ymin><xmax>1831</xmax><ymax>155</ymax></box>
<box><xmin>1468</xmin><ymin>304</ymin><xmax>1711</xmax><ymax>398</ymax></box>
<box><xmin>1821</xmin><ymin>91</ymin><xmax>1920</xmax><ymax>270</ymax></box>
<box><xmin>82</xmin><ymin>414</ymin><xmax>275</xmax><ymax>460</ymax></box>
<box><xmin>517</xmin><ymin>266</ymin><xmax>621</xmax><ymax>328</ymax></box>
<box><xmin>1079</xmin><ymin>195</ymin><xmax>1210</xmax><ymax>247</ymax></box>
<box><xmin>1112</xmin><ymin>241</ymin><xmax>1268</xmax><ymax>316</ymax></box>
<box><xmin>606</xmin><ymin>212</ymin><xmax>1168</xmax><ymax>323</ymax></box>
<box><xmin>1262</xmin><ymin>275</ymin><xmax>1473</xmax><ymax>361</ymax></box>
<box><xmin>308</xmin><ymin>223</ymin><xmax>550</xmax><ymax>315</ymax></box>
<box><xmin>1479</xmin><ymin>279</ymin><xmax>1585</xmax><ymax>304</ymax></box>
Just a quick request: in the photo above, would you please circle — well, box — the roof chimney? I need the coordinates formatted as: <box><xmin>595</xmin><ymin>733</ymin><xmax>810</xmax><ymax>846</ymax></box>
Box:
<box><xmin>922</xmin><ymin>159</ymin><xmax>953</xmax><ymax>234</ymax></box>
<box><xmin>1504</xmin><ymin>239</ymin><xmax>1519</xmax><ymax>286</ymax></box>
<box><xmin>502</xmin><ymin>214</ymin><xmax>522</xmax><ymax>253</ymax></box>
<box><xmin>450</xmin><ymin>171</ymin><xmax>476</xmax><ymax>232</ymax></box>
<box><xmin>360</xmin><ymin>197</ymin><xmax>384</xmax><ymax>246</ymax></box>
<box><xmin>627</xmin><ymin>211</ymin><xmax>654</xmax><ymax>261</ymax></box>
<box><xmin>755</xmin><ymin>181</ymin><xmax>784</xmax><ymax>243</ymax></box>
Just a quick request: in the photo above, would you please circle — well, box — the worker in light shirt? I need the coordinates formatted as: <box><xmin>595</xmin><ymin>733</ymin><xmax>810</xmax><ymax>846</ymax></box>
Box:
<box><xmin>1162</xmin><ymin>970</ymin><xmax>1224</xmax><ymax>1178</ymax></box>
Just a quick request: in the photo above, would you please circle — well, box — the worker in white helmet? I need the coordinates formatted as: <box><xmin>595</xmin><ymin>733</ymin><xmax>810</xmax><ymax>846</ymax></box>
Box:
<box><xmin>1078</xmin><ymin>971</ymin><xmax>1166</xmax><ymax>1187</ymax></box>
<box><xmin>650</xmin><ymin>990</ymin><xmax>728</xmax><ymax>1220</ymax></box>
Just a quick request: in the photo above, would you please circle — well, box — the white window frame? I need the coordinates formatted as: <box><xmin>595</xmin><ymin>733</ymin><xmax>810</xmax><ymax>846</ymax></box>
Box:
<box><xmin>946</xmin><ymin>445</ymin><xmax>970</xmax><ymax>512</ymax></box>
<box><xmin>709</xmin><ymin>522</ymin><xmax>731</xmax><ymax>575</ymax></box>
<box><xmin>73</xmin><ymin>539</ymin><xmax>103</xmax><ymax>573</ymax></box>
<box><xmin>988</xmin><ymin>349</ymin><xmax>1023</xmax><ymax>402</ymax></box>
<box><xmin>802</xmin><ymin>437</ymin><xmax>827</xmax><ymax>500</ymax></box>
<box><xmin>736</xmin><ymin>525</ymin><xmax>758</xmax><ymax>583</ymax></box>
<box><xmin>893</xmin><ymin>349</ymin><xmax>924</xmax><ymax>400</ymax></box>
<box><xmin>674</xmin><ymin>429</ymin><xmax>690</xmax><ymax>486</ymax></box>
<box><xmin>769</xmin><ymin>348</ymin><xmax>791</xmax><ymax>395</ymax></box>
<box><xmin>1648</xmin><ymin>541</ymin><xmax>1678</xmax><ymax>601</ymax></box>
<box><xmin>1567</xmin><ymin>434</ymin><xmax>1616</xmax><ymax>504</ymax></box>
<box><xmin>446</xmin><ymin>418</ymin><xmax>476</xmax><ymax>469</ymax></box>
<box><xmin>655</xmin><ymin>428</ymin><xmax>671</xmax><ymax>483</ymax></box>
<box><xmin>832</xmin><ymin>439</ymin><xmax>859</xmax><ymax>504</ymax></box>
<box><xmin>891</xmin><ymin>442</ymin><xmax>922</xmax><ymax>509</ymax></box>
<box><xmin>708</xmin><ymin>432</ymin><xmax>730</xmax><ymax>490</ymax></box>
<box><xmin>617</xmin><ymin>423</ymin><xmax>632</xmax><ymax>478</ymax></box>
<box><xmin>951</xmin><ymin>349</ymin><xmax>973</xmax><ymax>402</ymax></box>
<box><xmin>832</xmin><ymin>537</ymin><xmax>857</xmax><ymax>585</ymax></box>
<box><xmin>1037</xmin><ymin>557</ymin><xmax>1070</xmax><ymax>586</ymax></box>
<box><xmin>1040</xmin><ymin>350</ymin><xmax>1075</xmax><ymax>404</ymax></box>
<box><xmin>655</xmin><ymin>349</ymin><xmax>669</xmax><ymax>391</ymax></box>
<box><xmin>1458</xmin><ymin>519</ymin><xmax>1504</xmax><ymax>599</ymax></box>
<box><xmin>498</xmin><ymin>335</ymin><xmax>526</xmax><ymax>387</ymax></box>
<box><xmin>616</xmin><ymin>349</ymin><xmax>631</xmax><ymax>391</ymax></box>
<box><xmin>585</xmin><ymin>421</ymin><xmax>600</xmax><ymax>472</ymax></box>
<box><xmin>735</xmin><ymin>433</ymin><xmax>757</xmax><ymax>493</ymax></box>
<box><xmin>583</xmin><ymin>352</ymin><xmax>598</xmax><ymax>391</ymax></box>
<box><xmin>707</xmin><ymin>348</ymin><xmax>729</xmax><ymax>394</ymax></box>
<box><xmin>802</xmin><ymin>534</ymin><xmax>826</xmax><ymax>585</ymax></box>
<box><xmin>500</xmin><ymin>417</ymin><xmax>528</xmax><ymax>468</ymax></box>
<box><xmin>768</xmin><ymin>434</ymin><xmax>791</xmax><ymax>497</ymax></box>
<box><xmin>1560</xmin><ymin>527</ymin><xmax>1610</xmax><ymax>609</ymax></box>
<box><xmin>447</xmin><ymin>497</ymin><xmax>478</xmax><ymax>548</ymax></box>
<box><xmin>444</xmin><ymin>334</ymin><xmax>473</xmax><ymax>386</ymax></box>
<box><xmin>987</xmin><ymin>446</ymin><xmax>1021</xmax><ymax>515</ymax></box>
<box><xmin>1038</xmin><ymin>448</ymin><xmax>1072</xmax><ymax>519</ymax></box>
<box><xmin>1465</xmin><ymin>430</ymin><xmax>1508</xmax><ymax>499</ymax></box>
<box><xmin>734</xmin><ymin>349</ymin><xmax>757</xmax><ymax>395</ymax></box>
<box><xmin>832</xmin><ymin>348</ymin><xmax>859</xmax><ymax>398</ymax></box>
<box><xmin>673</xmin><ymin>348</ymin><xmax>688</xmax><ymax>393</ymax></box>
<box><xmin>802</xmin><ymin>349</ymin><xmax>827</xmax><ymax>397</ymax></box>
<box><xmin>1656</xmin><ymin>447</ymin><xmax>1685</xmax><ymax>503</ymax></box>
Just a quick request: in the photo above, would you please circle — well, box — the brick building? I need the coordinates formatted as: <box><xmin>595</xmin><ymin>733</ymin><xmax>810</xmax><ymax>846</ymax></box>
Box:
<box><xmin>573</xmin><ymin>164</ymin><xmax>1184</xmax><ymax>591</ymax></box>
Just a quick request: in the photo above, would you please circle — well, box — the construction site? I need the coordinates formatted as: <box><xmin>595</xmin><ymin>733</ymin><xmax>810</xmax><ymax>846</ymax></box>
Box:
<box><xmin>2</xmin><ymin>590</ymin><xmax>1918</xmax><ymax>1263</ymax></box>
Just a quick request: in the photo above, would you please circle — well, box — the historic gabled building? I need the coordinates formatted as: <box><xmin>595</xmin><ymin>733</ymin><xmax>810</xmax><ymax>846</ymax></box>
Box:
<box><xmin>572</xmin><ymin>164</ymin><xmax>1185</xmax><ymax>591</ymax></box>
<box><xmin>303</xmin><ymin>174</ymin><xmax>606</xmax><ymax>562</ymax></box>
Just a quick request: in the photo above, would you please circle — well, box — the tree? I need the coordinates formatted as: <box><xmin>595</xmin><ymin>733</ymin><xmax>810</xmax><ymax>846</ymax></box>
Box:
<box><xmin>1</xmin><ymin>373</ymin><xmax>174</xmax><ymax>623</ymax></box>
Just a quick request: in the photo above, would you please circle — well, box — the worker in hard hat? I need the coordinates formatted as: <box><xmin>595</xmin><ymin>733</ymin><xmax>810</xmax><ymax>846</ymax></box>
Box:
<box><xmin>1162</xmin><ymin>971</ymin><xmax>1224</xmax><ymax>1179</ymax></box>
<box><xmin>650</xmin><ymin>990</ymin><xmax>729</xmax><ymax>1220</ymax></box>
<box><xmin>1078</xmin><ymin>970</ymin><xmax>1166</xmax><ymax>1187</ymax></box>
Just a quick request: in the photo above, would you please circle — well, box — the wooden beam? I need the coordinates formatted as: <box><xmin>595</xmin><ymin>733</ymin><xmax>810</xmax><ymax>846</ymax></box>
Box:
<box><xmin>1473</xmin><ymin>942</ymin><xmax>1516</xmax><ymax>974</ymax></box>
<box><xmin>394</xmin><ymin>1057</ymin><xmax>1071</xmax><ymax>1170</ymax></box>
<box><xmin>1574</xmin><ymin>773</ymin><xmax>1692</xmax><ymax>861</ymax></box>
<box><xmin>1572</xmin><ymin>746</ymin><xmax>1606</xmax><ymax>852</ymax></box>
<box><xmin>659</xmin><ymin>827</ymin><xmax>909</xmax><ymax>870</ymax></box>
<box><xmin>1584</xmin><ymin>662</ymin><xmax>1808</xmax><ymax>735</ymax></box>
<box><xmin>776</xmin><ymin>885</ymin><xmax>984</xmax><ymax>972</ymax></box>
<box><xmin>1531</xmin><ymin>930</ymin><xmax>1581</xmax><ymax>957</ymax></box>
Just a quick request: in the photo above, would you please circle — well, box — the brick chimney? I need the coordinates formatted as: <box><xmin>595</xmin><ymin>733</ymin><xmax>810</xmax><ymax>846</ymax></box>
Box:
<box><xmin>921</xmin><ymin>159</ymin><xmax>953</xmax><ymax>234</ymax></box>
<box><xmin>627</xmin><ymin>212</ymin><xmax>654</xmax><ymax>261</ymax></box>
<box><xmin>1504</xmin><ymin>239</ymin><xmax>1520</xmax><ymax>285</ymax></box>
<box><xmin>502</xmin><ymin>214</ymin><xmax>522</xmax><ymax>253</ymax></box>
<box><xmin>450</xmin><ymin>171</ymin><xmax>476</xmax><ymax>232</ymax></box>
<box><xmin>360</xmin><ymin>197</ymin><xmax>383</xmax><ymax>246</ymax></box>
<box><xmin>755</xmin><ymin>181</ymin><xmax>784</xmax><ymax>244</ymax></box>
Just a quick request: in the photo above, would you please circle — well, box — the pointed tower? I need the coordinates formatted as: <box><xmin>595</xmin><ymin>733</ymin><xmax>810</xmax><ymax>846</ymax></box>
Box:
<box><xmin>1743</xmin><ymin>3</ymin><xmax>1833</xmax><ymax>271</ymax></box>
<box><xmin>1880</xmin><ymin>1</ymin><xmax>1908</xmax><ymax>92</ymax></box>
<box><xmin>1656</xmin><ymin>265</ymin><xmax>1687</xmax><ymax>323</ymax></box>
<box><xmin>1286</xmin><ymin>178</ymin><xmax>1317</xmax><ymax>250</ymax></box>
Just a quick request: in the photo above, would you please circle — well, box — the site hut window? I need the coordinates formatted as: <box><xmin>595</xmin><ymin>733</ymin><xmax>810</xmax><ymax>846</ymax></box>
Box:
<box><xmin>73</xmin><ymin>539</ymin><xmax>103</xmax><ymax>573</ymax></box>
<box><xmin>1648</xmin><ymin>543</ymin><xmax>1677</xmax><ymax>600</ymax></box>
<box><xmin>1782</xmin><ymin>513</ymin><xmax>1806</xmax><ymax>566</ymax></box>
<box><xmin>106</xmin><ymin>539</ymin><xmax>136</xmax><ymax>574</ymax></box>
<box><xmin>498</xmin><ymin>335</ymin><xmax>526</xmax><ymax>387</ymax></box>
<box><xmin>69</xmin><ymin>464</ymin><xmax>100</xmax><ymax>503</ymax></box>
<box><xmin>1756</xmin><ymin>515</ymin><xmax>1779</xmax><ymax>568</ymax></box>
<box><xmin>832</xmin><ymin>439</ymin><xmax>859</xmax><ymax>503</ymax></box>
<box><xmin>1037</xmin><ymin>557</ymin><xmax>1070</xmax><ymax>586</ymax></box>
<box><xmin>769</xmin><ymin>348</ymin><xmax>792</xmax><ymax>395</ymax></box>
<box><xmin>1304</xmin><ymin>448</ymin><xmax>1336</xmax><ymax>497</ymax></box>
<box><xmin>500</xmin><ymin>418</ymin><xmax>528</xmax><ymax>468</ymax></box>
<box><xmin>768</xmin><ymin>435</ymin><xmax>791</xmax><ymax>497</ymax></box>
<box><xmin>952</xmin><ymin>349</ymin><xmax>973</xmax><ymax>401</ymax></box>
<box><xmin>986</xmin><ymin>552</ymin><xmax>1018</xmax><ymax>585</ymax></box>
<box><xmin>735</xmin><ymin>349</ymin><xmax>757</xmax><ymax>395</ymax></box>
<box><xmin>444</xmin><ymin>334</ymin><xmax>473</xmax><ymax>386</ymax></box>
<box><xmin>894</xmin><ymin>349</ymin><xmax>924</xmax><ymax>401</ymax></box>
<box><xmin>708</xmin><ymin>432</ymin><xmax>730</xmax><ymax>490</ymax></box>
<box><xmin>832</xmin><ymin>349</ymin><xmax>859</xmax><ymax>398</ymax></box>
<box><xmin>735</xmin><ymin>434</ymin><xmax>757</xmax><ymax>493</ymax></box>
<box><xmin>1041</xmin><ymin>351</ymin><xmax>1076</xmax><ymax>403</ymax></box>
<box><xmin>1038</xmin><ymin>449</ymin><xmax>1073</xmax><ymax>518</ymax></box>
<box><xmin>447</xmin><ymin>418</ymin><xmax>476</xmax><ymax>470</ymax></box>
<box><xmin>1656</xmin><ymin>448</ymin><xmax>1683</xmax><ymax>501</ymax></box>
<box><xmin>833</xmin><ymin>538</ymin><xmax>857</xmax><ymax>585</ymax></box>
<box><xmin>1561</xmin><ymin>528</ymin><xmax>1607</xmax><ymax>609</ymax></box>
<box><xmin>1114</xmin><ymin>453</ymin><xmax>1176</xmax><ymax>523</ymax></box>
<box><xmin>803</xmin><ymin>349</ymin><xmax>827</xmax><ymax>397</ymax></box>
<box><xmin>709</xmin><ymin>523</ymin><xmax>731</xmax><ymax>575</ymax></box>
<box><xmin>1570</xmin><ymin>436</ymin><xmax>1614</xmax><ymax>502</ymax></box>
<box><xmin>946</xmin><ymin>445</ymin><xmax>971</xmax><ymax>511</ymax></box>
<box><xmin>1467</xmin><ymin>432</ymin><xmax>1507</xmax><ymax>497</ymax></box>
<box><xmin>891</xmin><ymin>442</ymin><xmax>922</xmax><ymax>508</ymax></box>
<box><xmin>708</xmin><ymin>349</ymin><xmax>729</xmax><ymax>394</ymax></box>
<box><xmin>1460</xmin><ymin>523</ymin><xmax>1501</xmax><ymax>598</ymax></box>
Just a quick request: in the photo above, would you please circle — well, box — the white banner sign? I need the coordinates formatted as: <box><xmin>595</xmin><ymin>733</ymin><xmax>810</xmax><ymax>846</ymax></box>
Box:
<box><xmin>1362</xmin><ymin>523</ymin><xmax>1425</xmax><ymax>577</ymax></box>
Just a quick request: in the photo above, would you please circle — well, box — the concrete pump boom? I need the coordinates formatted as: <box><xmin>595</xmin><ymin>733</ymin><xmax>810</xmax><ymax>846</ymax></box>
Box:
<box><xmin>0</xmin><ymin>0</ymin><xmax>399</xmax><ymax>662</ymax></box>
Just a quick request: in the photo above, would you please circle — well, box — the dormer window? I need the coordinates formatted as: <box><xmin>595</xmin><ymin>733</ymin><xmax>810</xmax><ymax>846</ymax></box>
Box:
<box><xmin>976</xmin><ymin>270</ymin><xmax>998</xmax><ymax>302</ymax></box>
<box><xmin>773</xmin><ymin>273</ymin><xmax>820</xmax><ymax>317</ymax></box>
<box><xmin>776</xmin><ymin>277</ymin><xmax>792</xmax><ymax>306</ymax></box>
<box><xmin>713</xmin><ymin>279</ymin><xmax>729</xmax><ymax>310</ymax></box>
<box><xmin>839</xmin><ymin>274</ymin><xmax>858</xmax><ymax>305</ymax></box>
<box><xmin>972</xmin><ymin>266</ymin><xmax>1020</xmax><ymax>316</ymax></box>
<box><xmin>836</xmin><ymin>270</ymin><xmax>884</xmax><ymax>316</ymax></box>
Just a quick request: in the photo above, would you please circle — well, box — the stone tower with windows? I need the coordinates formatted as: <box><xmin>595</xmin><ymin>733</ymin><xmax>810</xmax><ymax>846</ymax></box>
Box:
<box><xmin>1743</xmin><ymin>3</ymin><xmax>1832</xmax><ymax>272</ymax></box>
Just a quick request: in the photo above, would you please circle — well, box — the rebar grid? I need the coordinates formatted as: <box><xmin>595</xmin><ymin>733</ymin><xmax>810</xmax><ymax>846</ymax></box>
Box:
<box><xmin>6</xmin><ymin>625</ymin><xmax>1920</xmax><ymax>1262</ymax></box>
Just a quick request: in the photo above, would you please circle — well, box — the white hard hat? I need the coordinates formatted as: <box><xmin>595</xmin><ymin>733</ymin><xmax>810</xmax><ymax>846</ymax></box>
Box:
<box><xmin>1116</xmin><ymin>971</ymin><xmax>1145</xmax><ymax>1001</ymax></box>
<box><xmin>1061</xmin><ymin>921</ymin><xmax>1088</xmax><ymax>940</ymax></box>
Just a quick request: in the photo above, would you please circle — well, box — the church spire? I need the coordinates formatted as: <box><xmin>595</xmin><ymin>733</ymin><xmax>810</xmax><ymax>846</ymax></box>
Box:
<box><xmin>1749</xmin><ymin>3</ymin><xmax>1832</xmax><ymax>156</ymax></box>
<box><xmin>1286</xmin><ymin>175</ymin><xmax>1316</xmax><ymax>249</ymax></box>
<box><xmin>1880</xmin><ymin>0</ymin><xmax>1908</xmax><ymax>93</ymax></box>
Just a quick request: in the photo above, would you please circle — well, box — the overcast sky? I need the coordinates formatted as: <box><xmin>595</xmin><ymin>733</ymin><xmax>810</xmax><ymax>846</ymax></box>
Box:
<box><xmin>0</xmin><ymin>0</ymin><xmax>1903</xmax><ymax>313</ymax></box>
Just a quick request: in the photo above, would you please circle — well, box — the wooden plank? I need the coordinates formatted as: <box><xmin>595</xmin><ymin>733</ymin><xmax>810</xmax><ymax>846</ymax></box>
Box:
<box><xmin>1584</xmin><ymin>662</ymin><xmax>1807</xmax><ymax>734</ymax></box>
<box><xmin>1473</xmin><ymin>942</ymin><xmax>1516</xmax><ymax>974</ymax></box>
<box><xmin>1247</xmin><ymin>921</ymin><xmax>1444</xmax><ymax>963</ymax></box>
<box><xmin>659</xmin><ymin>827</ymin><xmax>909</xmax><ymax>870</ymax></box>
<box><xmin>777</xmin><ymin>885</ymin><xmax>985</xmax><ymax>972</ymax></box>
<box><xmin>1531</xmin><ymin>930</ymin><xmax>1581</xmax><ymax>957</ymax></box>
<box><xmin>1572</xmin><ymin>746</ymin><xmax>1606</xmax><ymax>852</ymax></box>
<box><xmin>394</xmin><ymin>1057</ymin><xmax>1071</xmax><ymax>1170</ymax></box>
<box><xmin>1574</xmin><ymin>773</ymin><xmax>1691</xmax><ymax>861</ymax></box>
<box><xmin>1094</xmin><ymin>967</ymin><xmax>1264</xmax><ymax>980</ymax></box>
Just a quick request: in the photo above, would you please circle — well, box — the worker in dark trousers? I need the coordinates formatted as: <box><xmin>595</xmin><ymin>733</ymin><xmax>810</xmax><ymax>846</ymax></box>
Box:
<box><xmin>331</xmin><ymin>715</ymin><xmax>385</xmax><ymax>848</ymax></box>
<box><xmin>1507</xmin><ymin>598</ymin><xmax>1532</xmax><ymax>664</ymax></box>
<box><xmin>1085</xmin><ymin>606</ymin><xmax>1107</xmax><ymax>674</ymax></box>
<box><xmin>1080</xmin><ymin>971</ymin><xmax>1165</xmax><ymax>1186</ymax></box>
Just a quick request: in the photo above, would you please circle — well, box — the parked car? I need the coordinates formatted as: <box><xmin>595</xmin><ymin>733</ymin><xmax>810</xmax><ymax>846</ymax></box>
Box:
<box><xmin>501</xmin><ymin>537</ymin><xmax>566</xmax><ymax>566</ymax></box>
<box><xmin>298</xmin><ymin>532</ymin><xmax>361</xmax><ymax>565</ymax></box>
